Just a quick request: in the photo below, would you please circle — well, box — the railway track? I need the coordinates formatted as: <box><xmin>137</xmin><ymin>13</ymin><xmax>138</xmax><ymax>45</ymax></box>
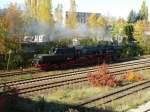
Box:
<box><xmin>1</xmin><ymin>61</ymin><xmax>150</xmax><ymax>96</ymax></box>
<box><xmin>76</xmin><ymin>80</ymin><xmax>150</xmax><ymax>108</ymax></box>
<box><xmin>0</xmin><ymin>69</ymin><xmax>42</xmax><ymax>77</ymax></box>
<box><xmin>1</xmin><ymin>57</ymin><xmax>150</xmax><ymax>87</ymax></box>
<box><xmin>0</xmin><ymin>55</ymin><xmax>150</xmax><ymax>78</ymax></box>
<box><xmin>0</xmin><ymin>57</ymin><xmax>149</xmax><ymax>96</ymax></box>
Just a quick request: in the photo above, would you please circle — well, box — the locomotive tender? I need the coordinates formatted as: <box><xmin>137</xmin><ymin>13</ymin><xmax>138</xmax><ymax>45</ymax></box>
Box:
<box><xmin>33</xmin><ymin>45</ymin><xmax>122</xmax><ymax>70</ymax></box>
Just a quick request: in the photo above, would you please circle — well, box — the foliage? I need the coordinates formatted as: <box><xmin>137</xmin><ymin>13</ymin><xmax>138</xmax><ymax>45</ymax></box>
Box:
<box><xmin>134</xmin><ymin>20</ymin><xmax>147</xmax><ymax>43</ymax></box>
<box><xmin>133</xmin><ymin>20</ymin><xmax>150</xmax><ymax>54</ymax></box>
<box><xmin>49</xmin><ymin>38</ymin><xmax>73</xmax><ymax>47</ymax></box>
<box><xmin>138</xmin><ymin>1</ymin><xmax>149</xmax><ymax>21</ymax></box>
<box><xmin>0</xmin><ymin>37</ymin><xmax>7</xmax><ymax>54</ymax></box>
<box><xmin>141</xmin><ymin>45</ymin><xmax>150</xmax><ymax>55</ymax></box>
<box><xmin>123</xmin><ymin>71</ymin><xmax>143</xmax><ymax>82</ymax></box>
<box><xmin>0</xmin><ymin>15</ymin><xmax>8</xmax><ymax>37</ymax></box>
<box><xmin>79</xmin><ymin>37</ymin><xmax>98</xmax><ymax>46</ymax></box>
<box><xmin>87</xmin><ymin>63</ymin><xmax>118</xmax><ymax>87</ymax></box>
<box><xmin>79</xmin><ymin>38</ymin><xmax>110</xmax><ymax>46</ymax></box>
<box><xmin>97</xmin><ymin>16</ymin><xmax>107</xmax><ymax>27</ymax></box>
<box><xmin>127</xmin><ymin>10</ymin><xmax>138</xmax><ymax>23</ymax></box>
<box><xmin>127</xmin><ymin>1</ymin><xmax>149</xmax><ymax>23</ymax></box>
<box><xmin>55</xmin><ymin>4</ymin><xmax>63</xmax><ymax>24</ymax></box>
<box><xmin>66</xmin><ymin>0</ymin><xmax>77</xmax><ymax>29</ymax></box>
<box><xmin>87</xmin><ymin>14</ymin><xmax>107</xmax><ymax>28</ymax></box>
<box><xmin>5</xmin><ymin>3</ymin><xmax>25</xmax><ymax>37</ymax></box>
<box><xmin>111</xmin><ymin>18</ymin><xmax>126</xmax><ymax>38</ymax></box>
<box><xmin>0</xmin><ymin>3</ymin><xmax>25</xmax><ymax>52</ymax></box>
<box><xmin>123</xmin><ymin>24</ymin><xmax>134</xmax><ymax>41</ymax></box>
<box><xmin>87</xmin><ymin>13</ymin><xmax>97</xmax><ymax>28</ymax></box>
<box><xmin>121</xmin><ymin>42</ymin><xmax>142</xmax><ymax>58</ymax></box>
<box><xmin>0</xmin><ymin>4</ymin><xmax>26</xmax><ymax>70</ymax></box>
<box><xmin>26</xmin><ymin>0</ymin><xmax>53</xmax><ymax>25</ymax></box>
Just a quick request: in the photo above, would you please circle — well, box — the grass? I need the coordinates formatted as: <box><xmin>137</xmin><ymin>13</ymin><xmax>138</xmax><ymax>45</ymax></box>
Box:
<box><xmin>0</xmin><ymin>74</ymin><xmax>32</xmax><ymax>83</ymax></box>
<box><xmin>97</xmin><ymin>88</ymin><xmax>150</xmax><ymax>112</ymax></box>
<box><xmin>1</xmin><ymin>68</ymin><xmax>150</xmax><ymax>111</ymax></box>
<box><xmin>4</xmin><ymin>88</ymin><xmax>150</xmax><ymax>112</ymax></box>
<box><xmin>140</xmin><ymin>69</ymin><xmax>150</xmax><ymax>80</ymax></box>
<box><xmin>33</xmin><ymin>84</ymin><xmax>150</xmax><ymax>112</ymax></box>
<box><xmin>0</xmin><ymin>71</ymin><xmax>55</xmax><ymax>84</ymax></box>
<box><xmin>35</xmin><ymin>85</ymin><xmax>114</xmax><ymax>104</ymax></box>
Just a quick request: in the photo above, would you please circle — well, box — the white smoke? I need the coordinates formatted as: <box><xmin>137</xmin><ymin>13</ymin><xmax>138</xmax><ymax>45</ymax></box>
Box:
<box><xmin>25</xmin><ymin>20</ymin><xmax>113</xmax><ymax>42</ymax></box>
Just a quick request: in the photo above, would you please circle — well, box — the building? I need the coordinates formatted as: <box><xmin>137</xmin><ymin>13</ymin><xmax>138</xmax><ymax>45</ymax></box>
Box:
<box><xmin>23</xmin><ymin>35</ymin><xmax>49</xmax><ymax>43</ymax></box>
<box><xmin>0</xmin><ymin>9</ymin><xmax>6</xmax><ymax>16</ymax></box>
<box><xmin>66</xmin><ymin>11</ymin><xmax>101</xmax><ymax>24</ymax></box>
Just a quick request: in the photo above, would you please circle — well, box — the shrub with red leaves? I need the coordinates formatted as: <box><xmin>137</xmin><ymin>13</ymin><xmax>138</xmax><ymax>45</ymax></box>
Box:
<box><xmin>87</xmin><ymin>63</ymin><xmax>118</xmax><ymax>87</ymax></box>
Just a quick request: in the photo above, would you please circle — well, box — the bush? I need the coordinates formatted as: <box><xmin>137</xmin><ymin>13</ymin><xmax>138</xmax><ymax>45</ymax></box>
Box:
<box><xmin>87</xmin><ymin>63</ymin><xmax>118</xmax><ymax>87</ymax></box>
<box><xmin>121</xmin><ymin>42</ymin><xmax>142</xmax><ymax>58</ymax></box>
<box><xmin>123</xmin><ymin>71</ymin><xmax>143</xmax><ymax>82</ymax></box>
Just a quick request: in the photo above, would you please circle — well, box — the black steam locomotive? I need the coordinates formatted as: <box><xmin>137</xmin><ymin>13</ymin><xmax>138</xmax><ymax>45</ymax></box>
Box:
<box><xmin>32</xmin><ymin>45</ymin><xmax>123</xmax><ymax>70</ymax></box>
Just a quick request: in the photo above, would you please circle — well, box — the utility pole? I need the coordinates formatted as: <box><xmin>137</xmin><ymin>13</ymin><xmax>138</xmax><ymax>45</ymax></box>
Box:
<box><xmin>7</xmin><ymin>50</ymin><xmax>12</xmax><ymax>71</ymax></box>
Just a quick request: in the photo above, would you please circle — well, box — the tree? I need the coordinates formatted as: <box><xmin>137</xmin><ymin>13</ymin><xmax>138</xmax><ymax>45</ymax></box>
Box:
<box><xmin>138</xmin><ymin>1</ymin><xmax>149</xmax><ymax>21</ymax></box>
<box><xmin>87</xmin><ymin>13</ymin><xmax>97</xmax><ymax>28</ymax></box>
<box><xmin>79</xmin><ymin>37</ymin><xmax>98</xmax><ymax>46</ymax></box>
<box><xmin>0</xmin><ymin>37</ymin><xmax>6</xmax><ymax>54</ymax></box>
<box><xmin>123</xmin><ymin>24</ymin><xmax>134</xmax><ymax>41</ymax></box>
<box><xmin>55</xmin><ymin>4</ymin><xmax>63</xmax><ymax>24</ymax></box>
<box><xmin>87</xmin><ymin>14</ymin><xmax>107</xmax><ymax>28</ymax></box>
<box><xmin>66</xmin><ymin>0</ymin><xmax>77</xmax><ymax>29</ymax></box>
<box><xmin>111</xmin><ymin>18</ymin><xmax>126</xmax><ymax>38</ymax></box>
<box><xmin>4</xmin><ymin>3</ymin><xmax>24</xmax><ymax>39</ymax></box>
<box><xmin>134</xmin><ymin>20</ymin><xmax>146</xmax><ymax>43</ymax></box>
<box><xmin>38</xmin><ymin>0</ymin><xmax>53</xmax><ymax>25</ymax></box>
<box><xmin>97</xmin><ymin>16</ymin><xmax>107</xmax><ymax>27</ymax></box>
<box><xmin>127</xmin><ymin>10</ymin><xmax>137</xmax><ymax>23</ymax></box>
<box><xmin>25</xmin><ymin>0</ymin><xmax>38</xmax><ymax>17</ymax></box>
<box><xmin>0</xmin><ymin>15</ymin><xmax>8</xmax><ymax>38</ymax></box>
<box><xmin>25</xmin><ymin>0</ymin><xmax>53</xmax><ymax>25</ymax></box>
<box><xmin>0</xmin><ymin>4</ymin><xmax>22</xmax><ymax>54</ymax></box>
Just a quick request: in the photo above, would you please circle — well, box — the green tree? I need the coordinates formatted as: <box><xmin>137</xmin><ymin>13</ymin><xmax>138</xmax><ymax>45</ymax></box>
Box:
<box><xmin>138</xmin><ymin>1</ymin><xmax>149</xmax><ymax>21</ymax></box>
<box><xmin>49</xmin><ymin>38</ymin><xmax>72</xmax><ymax>47</ymax></box>
<box><xmin>111</xmin><ymin>18</ymin><xmax>126</xmax><ymax>38</ymax></box>
<box><xmin>123</xmin><ymin>24</ymin><xmax>134</xmax><ymax>42</ymax></box>
<box><xmin>66</xmin><ymin>0</ymin><xmax>77</xmax><ymax>29</ymax></box>
<box><xmin>55</xmin><ymin>4</ymin><xmax>63</xmax><ymax>24</ymax></box>
<box><xmin>127</xmin><ymin>10</ymin><xmax>137</xmax><ymax>23</ymax></box>
<box><xmin>79</xmin><ymin>37</ymin><xmax>98</xmax><ymax>46</ymax></box>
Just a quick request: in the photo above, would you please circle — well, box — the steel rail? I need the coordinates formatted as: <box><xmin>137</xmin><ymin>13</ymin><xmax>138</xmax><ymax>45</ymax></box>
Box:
<box><xmin>2</xmin><ymin>65</ymin><xmax>149</xmax><ymax>97</ymax></box>
<box><xmin>76</xmin><ymin>80</ymin><xmax>150</xmax><ymax>108</ymax></box>
<box><xmin>1</xmin><ymin>59</ymin><xmax>150</xmax><ymax>88</ymax></box>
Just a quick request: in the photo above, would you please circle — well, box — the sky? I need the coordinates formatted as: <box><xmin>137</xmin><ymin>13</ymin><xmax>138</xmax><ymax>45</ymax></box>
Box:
<box><xmin>0</xmin><ymin>0</ymin><xmax>150</xmax><ymax>20</ymax></box>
